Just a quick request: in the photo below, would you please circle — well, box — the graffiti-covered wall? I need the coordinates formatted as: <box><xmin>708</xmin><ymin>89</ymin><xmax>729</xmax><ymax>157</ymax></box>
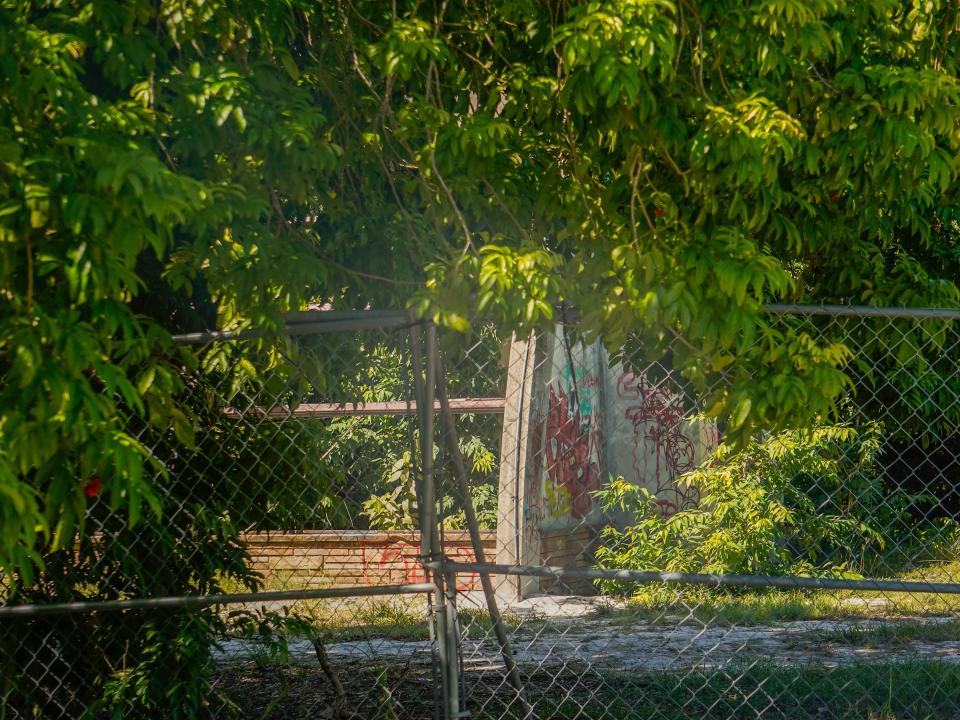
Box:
<box><xmin>605</xmin><ymin>366</ymin><xmax>719</xmax><ymax>519</ymax></box>
<box><xmin>495</xmin><ymin>327</ymin><xmax>717</xmax><ymax>598</ymax></box>
<box><xmin>527</xmin><ymin>333</ymin><xmax>606</xmax><ymax>531</ymax></box>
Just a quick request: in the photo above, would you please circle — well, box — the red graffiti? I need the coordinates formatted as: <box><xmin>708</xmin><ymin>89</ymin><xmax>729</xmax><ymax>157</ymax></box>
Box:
<box><xmin>361</xmin><ymin>540</ymin><xmax>480</xmax><ymax>591</ymax></box>
<box><xmin>617</xmin><ymin>372</ymin><xmax>699</xmax><ymax>516</ymax></box>
<box><xmin>544</xmin><ymin>385</ymin><xmax>601</xmax><ymax>519</ymax></box>
<box><xmin>361</xmin><ymin>539</ymin><xmax>424</xmax><ymax>585</ymax></box>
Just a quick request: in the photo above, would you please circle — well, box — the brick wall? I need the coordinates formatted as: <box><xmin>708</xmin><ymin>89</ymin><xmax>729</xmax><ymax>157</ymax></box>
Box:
<box><xmin>539</xmin><ymin>524</ymin><xmax>601</xmax><ymax>594</ymax></box>
<box><xmin>241</xmin><ymin>530</ymin><xmax>496</xmax><ymax>592</ymax></box>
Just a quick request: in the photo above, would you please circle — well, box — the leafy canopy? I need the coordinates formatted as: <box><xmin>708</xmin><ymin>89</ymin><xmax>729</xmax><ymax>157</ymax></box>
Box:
<box><xmin>4</xmin><ymin>0</ymin><xmax>960</xmax><ymax>583</ymax></box>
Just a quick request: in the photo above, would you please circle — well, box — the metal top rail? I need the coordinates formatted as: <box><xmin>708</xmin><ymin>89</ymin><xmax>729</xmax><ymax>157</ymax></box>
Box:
<box><xmin>765</xmin><ymin>303</ymin><xmax>960</xmax><ymax>320</ymax></box>
<box><xmin>170</xmin><ymin>304</ymin><xmax>960</xmax><ymax>347</ymax></box>
<box><xmin>171</xmin><ymin>309</ymin><xmax>418</xmax><ymax>344</ymax></box>
<box><xmin>432</xmin><ymin>560</ymin><xmax>960</xmax><ymax>596</ymax></box>
<box><xmin>0</xmin><ymin>583</ymin><xmax>437</xmax><ymax>617</ymax></box>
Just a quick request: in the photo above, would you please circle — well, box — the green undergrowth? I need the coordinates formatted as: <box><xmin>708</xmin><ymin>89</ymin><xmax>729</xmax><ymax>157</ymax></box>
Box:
<box><xmin>818</xmin><ymin>619</ymin><xmax>960</xmax><ymax>647</ymax></box>
<box><xmin>218</xmin><ymin>658</ymin><xmax>960</xmax><ymax>719</ymax></box>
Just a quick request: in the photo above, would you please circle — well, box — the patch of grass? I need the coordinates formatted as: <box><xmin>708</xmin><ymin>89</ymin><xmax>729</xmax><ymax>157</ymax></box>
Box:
<box><xmin>619</xmin><ymin>588</ymin><xmax>854</xmax><ymax>626</ymax></box>
<box><xmin>285</xmin><ymin>598</ymin><xmax>431</xmax><ymax>643</ymax></box>
<box><xmin>217</xmin><ymin>568</ymin><xmax>332</xmax><ymax>596</ymax></box>
<box><xmin>605</xmin><ymin>559</ymin><xmax>960</xmax><ymax>627</ymax></box>
<box><xmin>458</xmin><ymin>607</ymin><xmax>544</xmax><ymax>639</ymax></box>
<box><xmin>293</xmin><ymin>602</ymin><xmax>538</xmax><ymax>643</ymax></box>
<box><xmin>221</xmin><ymin>595</ymin><xmax>432</xmax><ymax>649</ymax></box>
<box><xmin>223</xmin><ymin>595</ymin><xmax>543</xmax><ymax>648</ymax></box>
<box><xmin>331</xmin><ymin>599</ymin><xmax>430</xmax><ymax>642</ymax></box>
<box><xmin>819</xmin><ymin>619</ymin><xmax>960</xmax><ymax>648</ymax></box>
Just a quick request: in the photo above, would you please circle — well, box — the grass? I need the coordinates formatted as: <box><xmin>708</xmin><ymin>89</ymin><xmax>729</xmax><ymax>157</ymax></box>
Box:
<box><xmin>223</xmin><ymin>565</ymin><xmax>960</xmax><ymax>635</ymax></box>
<box><xmin>819</xmin><ymin>619</ymin><xmax>960</xmax><ymax>647</ymax></box>
<box><xmin>222</xmin><ymin>593</ymin><xmax>540</xmax><ymax>649</ymax></box>
<box><xmin>217</xmin><ymin>552</ymin><xmax>960</xmax><ymax>670</ymax></box>
<box><xmin>603</xmin><ymin>560</ymin><xmax>960</xmax><ymax>628</ymax></box>
<box><xmin>619</xmin><ymin>588</ymin><xmax>861</xmax><ymax>626</ymax></box>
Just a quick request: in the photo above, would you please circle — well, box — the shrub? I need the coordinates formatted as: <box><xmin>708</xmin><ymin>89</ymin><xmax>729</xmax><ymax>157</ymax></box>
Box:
<box><xmin>594</xmin><ymin>424</ymin><xmax>889</xmax><ymax>598</ymax></box>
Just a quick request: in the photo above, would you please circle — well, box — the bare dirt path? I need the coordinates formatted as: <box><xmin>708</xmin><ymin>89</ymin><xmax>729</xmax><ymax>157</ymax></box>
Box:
<box><xmin>216</xmin><ymin>593</ymin><xmax>960</xmax><ymax>672</ymax></box>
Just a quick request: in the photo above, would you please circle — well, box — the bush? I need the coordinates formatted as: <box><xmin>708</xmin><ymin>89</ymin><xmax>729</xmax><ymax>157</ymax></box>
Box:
<box><xmin>0</xmin><ymin>354</ymin><xmax>265</xmax><ymax>718</ymax></box>
<box><xmin>594</xmin><ymin>424</ymin><xmax>890</xmax><ymax>598</ymax></box>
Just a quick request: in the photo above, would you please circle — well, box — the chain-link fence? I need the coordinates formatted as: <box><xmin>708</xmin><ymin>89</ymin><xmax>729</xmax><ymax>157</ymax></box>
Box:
<box><xmin>447</xmin><ymin>304</ymin><xmax>960</xmax><ymax>720</ymax></box>
<box><xmin>0</xmin><ymin>310</ymin><xmax>508</xmax><ymax>720</ymax></box>
<box><xmin>5</xmin><ymin>304</ymin><xmax>960</xmax><ymax>719</ymax></box>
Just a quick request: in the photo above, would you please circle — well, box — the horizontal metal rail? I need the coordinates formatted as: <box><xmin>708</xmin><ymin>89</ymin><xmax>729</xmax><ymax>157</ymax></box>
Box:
<box><xmin>0</xmin><ymin>583</ymin><xmax>437</xmax><ymax>617</ymax></box>
<box><xmin>766</xmin><ymin>303</ymin><xmax>960</xmax><ymax>320</ymax></box>
<box><xmin>431</xmin><ymin>560</ymin><xmax>960</xmax><ymax>595</ymax></box>
<box><xmin>171</xmin><ymin>310</ymin><xmax>418</xmax><ymax>345</ymax></box>
<box><xmin>223</xmin><ymin>397</ymin><xmax>505</xmax><ymax>419</ymax></box>
<box><xmin>283</xmin><ymin>310</ymin><xmax>412</xmax><ymax>324</ymax></box>
<box><xmin>169</xmin><ymin>305</ymin><xmax>960</xmax><ymax>346</ymax></box>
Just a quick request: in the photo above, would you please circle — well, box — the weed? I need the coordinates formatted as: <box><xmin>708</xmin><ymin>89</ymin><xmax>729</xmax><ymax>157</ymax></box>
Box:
<box><xmin>820</xmin><ymin>619</ymin><xmax>960</xmax><ymax>647</ymax></box>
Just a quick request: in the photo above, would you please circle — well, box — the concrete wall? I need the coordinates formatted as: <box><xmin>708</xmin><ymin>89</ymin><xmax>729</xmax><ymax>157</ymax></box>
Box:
<box><xmin>496</xmin><ymin>326</ymin><xmax>718</xmax><ymax>599</ymax></box>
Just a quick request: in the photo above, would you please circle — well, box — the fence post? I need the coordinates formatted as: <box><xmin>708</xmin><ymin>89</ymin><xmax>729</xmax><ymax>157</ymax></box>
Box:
<box><xmin>411</xmin><ymin>323</ymin><xmax>441</xmax><ymax>720</ymax></box>
<box><xmin>416</xmin><ymin>323</ymin><xmax>460</xmax><ymax>719</ymax></box>
<box><xmin>444</xmin><ymin>568</ymin><xmax>462</xmax><ymax>718</ymax></box>
<box><xmin>495</xmin><ymin>332</ymin><xmax>540</xmax><ymax>601</ymax></box>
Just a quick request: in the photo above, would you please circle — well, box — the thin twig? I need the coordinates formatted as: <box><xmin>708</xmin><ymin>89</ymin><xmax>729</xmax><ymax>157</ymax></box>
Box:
<box><xmin>317</xmin><ymin>251</ymin><xmax>423</xmax><ymax>286</ymax></box>
<box><xmin>24</xmin><ymin>234</ymin><xmax>33</xmax><ymax>313</ymax></box>
<box><xmin>628</xmin><ymin>151</ymin><xmax>643</xmax><ymax>248</ymax></box>
<box><xmin>481</xmin><ymin>178</ymin><xmax>530</xmax><ymax>243</ymax></box>
<box><xmin>696</xmin><ymin>25</ymin><xmax>714</xmax><ymax>104</ymax></box>
<box><xmin>668</xmin><ymin>326</ymin><xmax>698</xmax><ymax>353</ymax></box>
<box><xmin>311</xmin><ymin>635</ymin><xmax>350</xmax><ymax>719</ymax></box>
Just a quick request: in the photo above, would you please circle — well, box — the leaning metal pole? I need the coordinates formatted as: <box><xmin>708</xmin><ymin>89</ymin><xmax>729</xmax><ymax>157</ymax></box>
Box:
<box><xmin>434</xmin><ymin>348</ymin><xmax>532</xmax><ymax>717</ymax></box>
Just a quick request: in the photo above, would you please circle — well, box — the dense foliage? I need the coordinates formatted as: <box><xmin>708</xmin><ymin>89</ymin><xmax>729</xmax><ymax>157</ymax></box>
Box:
<box><xmin>594</xmin><ymin>424</ymin><xmax>892</xmax><ymax>598</ymax></box>
<box><xmin>5</xmin><ymin>0</ymin><xmax>960</xmax><ymax>598</ymax></box>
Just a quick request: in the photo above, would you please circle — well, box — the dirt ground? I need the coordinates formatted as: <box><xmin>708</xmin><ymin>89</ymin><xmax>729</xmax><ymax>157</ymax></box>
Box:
<box><xmin>214</xmin><ymin>593</ymin><xmax>960</xmax><ymax>719</ymax></box>
<box><xmin>217</xmin><ymin>592</ymin><xmax>960</xmax><ymax>672</ymax></box>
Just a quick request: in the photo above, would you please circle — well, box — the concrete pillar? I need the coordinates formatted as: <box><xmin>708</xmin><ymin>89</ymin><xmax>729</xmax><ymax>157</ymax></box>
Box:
<box><xmin>494</xmin><ymin>332</ymin><xmax>540</xmax><ymax>601</ymax></box>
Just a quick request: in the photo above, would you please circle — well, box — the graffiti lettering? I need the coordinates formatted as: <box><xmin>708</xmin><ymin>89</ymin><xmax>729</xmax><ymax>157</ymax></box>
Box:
<box><xmin>361</xmin><ymin>540</ymin><xmax>480</xmax><ymax>591</ymax></box>
<box><xmin>544</xmin><ymin>385</ymin><xmax>601</xmax><ymax>519</ymax></box>
<box><xmin>563</xmin><ymin>365</ymin><xmax>600</xmax><ymax>417</ymax></box>
<box><xmin>617</xmin><ymin>372</ymin><xmax>699</xmax><ymax>516</ymax></box>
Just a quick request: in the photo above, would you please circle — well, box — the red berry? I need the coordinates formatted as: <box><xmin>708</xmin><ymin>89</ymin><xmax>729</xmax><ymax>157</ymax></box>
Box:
<box><xmin>830</xmin><ymin>193</ymin><xmax>839</xmax><ymax>202</ymax></box>
<box><xmin>85</xmin><ymin>476</ymin><xmax>103</xmax><ymax>498</ymax></box>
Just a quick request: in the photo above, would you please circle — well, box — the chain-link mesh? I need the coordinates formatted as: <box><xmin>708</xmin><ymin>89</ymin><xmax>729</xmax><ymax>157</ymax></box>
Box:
<box><xmin>0</xmin><ymin>313</ymin><xmax>462</xmax><ymax>719</ymax></box>
<box><xmin>446</xmin><ymin>307</ymin><xmax>960</xmax><ymax>720</ymax></box>
<box><xmin>7</xmin><ymin>306</ymin><xmax>960</xmax><ymax>719</ymax></box>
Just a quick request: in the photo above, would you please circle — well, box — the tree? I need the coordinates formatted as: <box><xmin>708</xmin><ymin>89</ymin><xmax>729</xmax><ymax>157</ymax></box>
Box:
<box><xmin>3</xmin><ymin>0</ymin><xmax>960</xmax><ymax>711</ymax></box>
